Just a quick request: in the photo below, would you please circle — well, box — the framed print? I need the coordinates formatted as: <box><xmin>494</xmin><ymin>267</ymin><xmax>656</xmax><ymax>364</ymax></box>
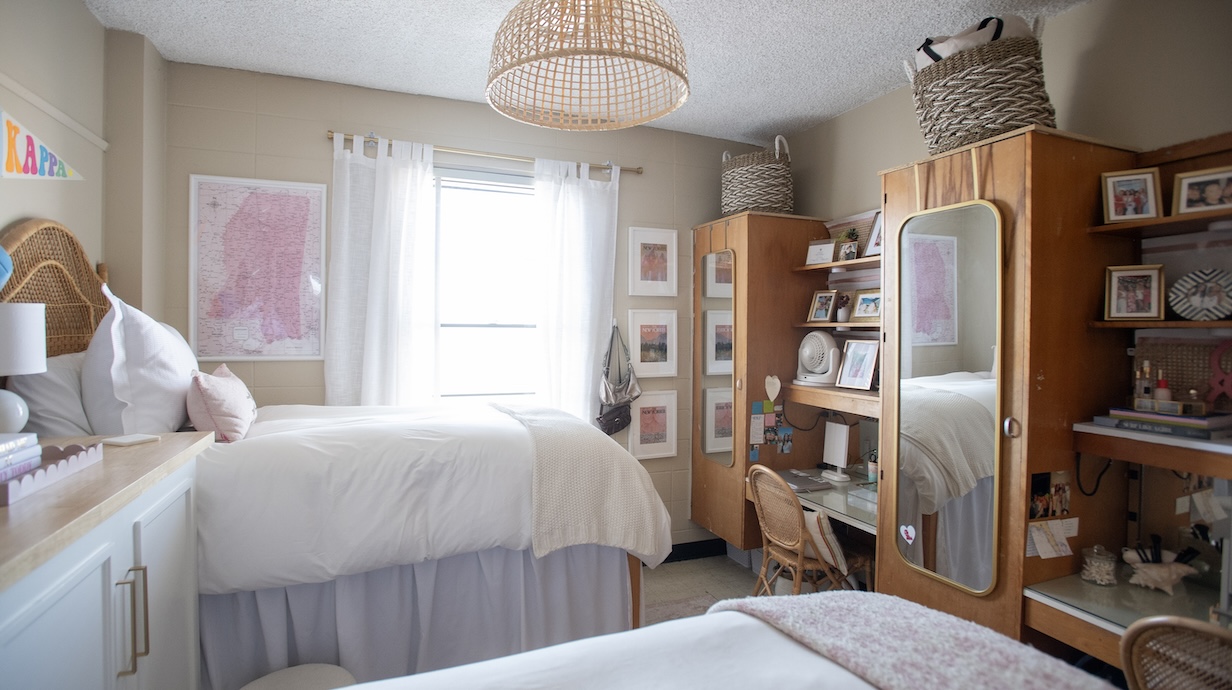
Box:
<box><xmin>630</xmin><ymin>390</ymin><xmax>677</xmax><ymax>459</ymax></box>
<box><xmin>1105</xmin><ymin>264</ymin><xmax>1165</xmax><ymax>320</ymax></box>
<box><xmin>863</xmin><ymin>211</ymin><xmax>884</xmax><ymax>257</ymax></box>
<box><xmin>850</xmin><ymin>288</ymin><xmax>882</xmax><ymax>324</ymax></box>
<box><xmin>190</xmin><ymin>174</ymin><xmax>326</xmax><ymax>360</ymax></box>
<box><xmin>704</xmin><ymin>310</ymin><xmax>734</xmax><ymax>375</ymax></box>
<box><xmin>703</xmin><ymin>388</ymin><xmax>734</xmax><ymax>453</ymax></box>
<box><xmin>806</xmin><ymin>289</ymin><xmax>838</xmax><ymax>324</ymax></box>
<box><xmin>628</xmin><ymin>226</ymin><xmax>677</xmax><ymax>296</ymax></box>
<box><xmin>1101</xmin><ymin>167</ymin><xmax>1161</xmax><ymax>223</ymax></box>
<box><xmin>1173</xmin><ymin>165</ymin><xmax>1232</xmax><ymax>215</ymax></box>
<box><xmin>837</xmin><ymin>241</ymin><xmax>859</xmax><ymax>262</ymax></box>
<box><xmin>905</xmin><ymin>234</ymin><xmax>957</xmax><ymax>344</ymax></box>
<box><xmin>836</xmin><ymin>339</ymin><xmax>879</xmax><ymax>390</ymax></box>
<box><xmin>805</xmin><ymin>240</ymin><xmax>836</xmax><ymax>265</ymax></box>
<box><xmin>628</xmin><ymin>309</ymin><xmax>677</xmax><ymax>377</ymax></box>
<box><xmin>704</xmin><ymin>251</ymin><xmax>734</xmax><ymax>298</ymax></box>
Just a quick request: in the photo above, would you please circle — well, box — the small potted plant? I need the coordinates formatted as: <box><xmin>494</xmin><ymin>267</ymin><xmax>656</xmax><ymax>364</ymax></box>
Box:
<box><xmin>835</xmin><ymin>292</ymin><xmax>852</xmax><ymax>322</ymax></box>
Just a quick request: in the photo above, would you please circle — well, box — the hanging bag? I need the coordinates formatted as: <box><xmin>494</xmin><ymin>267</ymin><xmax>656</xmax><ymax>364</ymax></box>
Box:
<box><xmin>597</xmin><ymin>324</ymin><xmax>641</xmax><ymax>434</ymax></box>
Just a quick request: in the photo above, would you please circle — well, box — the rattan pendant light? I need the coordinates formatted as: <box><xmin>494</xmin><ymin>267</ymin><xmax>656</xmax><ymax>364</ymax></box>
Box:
<box><xmin>486</xmin><ymin>0</ymin><xmax>689</xmax><ymax>131</ymax></box>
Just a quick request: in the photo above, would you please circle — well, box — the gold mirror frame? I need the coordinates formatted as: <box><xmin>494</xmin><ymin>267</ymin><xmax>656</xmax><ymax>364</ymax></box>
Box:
<box><xmin>887</xmin><ymin>199</ymin><xmax>1003</xmax><ymax>597</ymax></box>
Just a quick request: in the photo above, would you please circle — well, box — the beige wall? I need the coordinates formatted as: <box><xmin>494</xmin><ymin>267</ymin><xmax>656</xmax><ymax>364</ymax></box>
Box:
<box><xmin>793</xmin><ymin>0</ymin><xmax>1232</xmax><ymax>220</ymax></box>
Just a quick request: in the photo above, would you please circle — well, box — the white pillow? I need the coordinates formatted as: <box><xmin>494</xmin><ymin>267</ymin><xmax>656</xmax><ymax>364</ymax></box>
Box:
<box><xmin>4</xmin><ymin>352</ymin><xmax>93</xmax><ymax>436</ymax></box>
<box><xmin>82</xmin><ymin>285</ymin><xmax>199</xmax><ymax>435</ymax></box>
<box><xmin>187</xmin><ymin>364</ymin><xmax>257</xmax><ymax>442</ymax></box>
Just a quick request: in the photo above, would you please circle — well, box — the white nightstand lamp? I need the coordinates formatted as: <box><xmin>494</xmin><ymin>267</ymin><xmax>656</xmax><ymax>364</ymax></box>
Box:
<box><xmin>0</xmin><ymin>303</ymin><xmax>47</xmax><ymax>433</ymax></box>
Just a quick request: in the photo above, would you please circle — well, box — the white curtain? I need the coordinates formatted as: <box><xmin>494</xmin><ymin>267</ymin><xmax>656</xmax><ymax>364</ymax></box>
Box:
<box><xmin>325</xmin><ymin>134</ymin><xmax>436</xmax><ymax>405</ymax></box>
<box><xmin>534</xmin><ymin>160</ymin><xmax>620</xmax><ymax>421</ymax></box>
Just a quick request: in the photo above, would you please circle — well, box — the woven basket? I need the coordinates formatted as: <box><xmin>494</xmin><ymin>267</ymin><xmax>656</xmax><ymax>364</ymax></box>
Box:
<box><xmin>911</xmin><ymin>36</ymin><xmax>1055</xmax><ymax>155</ymax></box>
<box><xmin>721</xmin><ymin>135</ymin><xmax>794</xmax><ymax>216</ymax></box>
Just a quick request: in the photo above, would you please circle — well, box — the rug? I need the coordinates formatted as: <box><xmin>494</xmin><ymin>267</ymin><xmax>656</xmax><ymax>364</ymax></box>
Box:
<box><xmin>644</xmin><ymin>594</ymin><xmax>719</xmax><ymax>625</ymax></box>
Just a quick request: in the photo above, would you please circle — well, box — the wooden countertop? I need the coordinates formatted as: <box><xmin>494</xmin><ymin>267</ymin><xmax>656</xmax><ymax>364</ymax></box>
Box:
<box><xmin>0</xmin><ymin>431</ymin><xmax>213</xmax><ymax>591</ymax></box>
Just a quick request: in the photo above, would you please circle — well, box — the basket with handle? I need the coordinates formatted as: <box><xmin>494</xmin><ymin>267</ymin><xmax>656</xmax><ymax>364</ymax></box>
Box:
<box><xmin>907</xmin><ymin>20</ymin><xmax>1055</xmax><ymax>155</ymax></box>
<box><xmin>721</xmin><ymin>135</ymin><xmax>794</xmax><ymax>216</ymax></box>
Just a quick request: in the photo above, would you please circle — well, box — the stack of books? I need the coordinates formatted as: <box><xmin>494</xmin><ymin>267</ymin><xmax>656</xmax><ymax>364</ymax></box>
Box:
<box><xmin>0</xmin><ymin>432</ymin><xmax>43</xmax><ymax>481</ymax></box>
<box><xmin>1093</xmin><ymin>408</ymin><xmax>1232</xmax><ymax>440</ymax></box>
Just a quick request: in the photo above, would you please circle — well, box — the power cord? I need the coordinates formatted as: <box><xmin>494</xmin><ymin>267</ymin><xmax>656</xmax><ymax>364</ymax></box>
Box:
<box><xmin>1075</xmin><ymin>453</ymin><xmax>1112</xmax><ymax>497</ymax></box>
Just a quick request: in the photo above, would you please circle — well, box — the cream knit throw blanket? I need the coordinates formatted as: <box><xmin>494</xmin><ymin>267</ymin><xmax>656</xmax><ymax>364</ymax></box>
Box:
<box><xmin>710</xmin><ymin>592</ymin><xmax>1111</xmax><ymax>690</ymax></box>
<box><xmin>899</xmin><ymin>385</ymin><xmax>995</xmax><ymax>499</ymax></box>
<box><xmin>493</xmin><ymin>405</ymin><xmax>672</xmax><ymax>567</ymax></box>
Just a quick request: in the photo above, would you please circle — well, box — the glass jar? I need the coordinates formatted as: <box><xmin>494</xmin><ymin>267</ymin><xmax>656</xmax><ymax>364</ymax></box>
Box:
<box><xmin>1080</xmin><ymin>545</ymin><xmax>1118</xmax><ymax>586</ymax></box>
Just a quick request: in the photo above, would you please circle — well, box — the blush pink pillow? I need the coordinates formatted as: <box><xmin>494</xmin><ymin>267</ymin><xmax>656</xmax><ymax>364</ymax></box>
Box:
<box><xmin>186</xmin><ymin>364</ymin><xmax>257</xmax><ymax>442</ymax></box>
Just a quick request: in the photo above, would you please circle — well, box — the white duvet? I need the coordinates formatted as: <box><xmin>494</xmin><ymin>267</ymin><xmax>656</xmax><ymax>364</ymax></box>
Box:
<box><xmin>898</xmin><ymin>371</ymin><xmax>996</xmax><ymax>513</ymax></box>
<box><xmin>196</xmin><ymin>403</ymin><xmax>671</xmax><ymax>595</ymax></box>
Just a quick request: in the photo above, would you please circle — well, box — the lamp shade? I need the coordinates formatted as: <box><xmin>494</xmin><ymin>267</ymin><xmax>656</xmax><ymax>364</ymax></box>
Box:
<box><xmin>487</xmin><ymin>0</ymin><xmax>689</xmax><ymax>131</ymax></box>
<box><xmin>0</xmin><ymin>302</ymin><xmax>47</xmax><ymax>377</ymax></box>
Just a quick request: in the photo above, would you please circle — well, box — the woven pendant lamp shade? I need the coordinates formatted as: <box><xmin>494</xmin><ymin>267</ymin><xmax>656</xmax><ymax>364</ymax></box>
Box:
<box><xmin>487</xmin><ymin>0</ymin><xmax>689</xmax><ymax>131</ymax></box>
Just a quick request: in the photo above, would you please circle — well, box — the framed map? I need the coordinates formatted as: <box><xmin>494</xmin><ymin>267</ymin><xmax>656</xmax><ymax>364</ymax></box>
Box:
<box><xmin>190</xmin><ymin>175</ymin><xmax>327</xmax><ymax>360</ymax></box>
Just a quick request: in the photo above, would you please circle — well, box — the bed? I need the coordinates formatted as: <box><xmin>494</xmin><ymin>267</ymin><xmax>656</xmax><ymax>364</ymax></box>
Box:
<box><xmin>896</xmin><ymin>371</ymin><xmax>996</xmax><ymax>590</ymax></box>
<box><xmin>0</xmin><ymin>218</ymin><xmax>673</xmax><ymax>690</ymax></box>
<box><xmin>344</xmin><ymin>591</ymin><xmax>1113</xmax><ymax>690</ymax></box>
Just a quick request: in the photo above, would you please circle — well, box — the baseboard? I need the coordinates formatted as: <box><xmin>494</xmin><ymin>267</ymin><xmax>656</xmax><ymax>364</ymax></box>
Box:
<box><xmin>663</xmin><ymin>538</ymin><xmax>726</xmax><ymax>563</ymax></box>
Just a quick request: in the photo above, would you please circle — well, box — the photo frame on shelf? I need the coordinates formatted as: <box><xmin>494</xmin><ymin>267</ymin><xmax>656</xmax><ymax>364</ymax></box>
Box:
<box><xmin>628</xmin><ymin>309</ymin><xmax>678</xmax><ymax>377</ymax></box>
<box><xmin>704</xmin><ymin>252</ymin><xmax>734</xmax><ymax>298</ymax></box>
<box><xmin>805</xmin><ymin>289</ymin><xmax>838</xmax><ymax>324</ymax></box>
<box><xmin>703</xmin><ymin>387</ymin><xmax>734</xmax><ymax>454</ymax></box>
<box><xmin>836</xmin><ymin>339</ymin><xmax>880</xmax><ymax>390</ymax></box>
<box><xmin>838</xmin><ymin>241</ymin><xmax>859</xmax><ymax>262</ymax></box>
<box><xmin>1100</xmin><ymin>167</ymin><xmax>1161</xmax><ymax>223</ymax></box>
<box><xmin>630</xmin><ymin>390</ymin><xmax>677</xmax><ymax>459</ymax></box>
<box><xmin>1173</xmin><ymin>165</ymin><xmax>1232</xmax><ymax>215</ymax></box>
<box><xmin>850</xmin><ymin>288</ymin><xmax>882</xmax><ymax>323</ymax></box>
<box><xmin>704</xmin><ymin>310</ymin><xmax>734</xmax><ymax>375</ymax></box>
<box><xmin>1105</xmin><ymin>264</ymin><xmax>1165</xmax><ymax>320</ymax></box>
<box><xmin>805</xmin><ymin>240</ymin><xmax>836</xmax><ymax>266</ymax></box>
<box><xmin>863</xmin><ymin>212</ymin><xmax>883</xmax><ymax>257</ymax></box>
<box><xmin>628</xmin><ymin>226</ymin><xmax>677</xmax><ymax>296</ymax></box>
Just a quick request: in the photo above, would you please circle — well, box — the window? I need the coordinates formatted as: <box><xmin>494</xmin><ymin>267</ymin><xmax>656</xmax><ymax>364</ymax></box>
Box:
<box><xmin>434</xmin><ymin>168</ymin><xmax>545</xmax><ymax>402</ymax></box>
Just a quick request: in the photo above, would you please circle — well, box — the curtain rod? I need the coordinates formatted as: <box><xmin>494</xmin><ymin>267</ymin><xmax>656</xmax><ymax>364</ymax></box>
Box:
<box><xmin>325</xmin><ymin>130</ymin><xmax>642</xmax><ymax>175</ymax></box>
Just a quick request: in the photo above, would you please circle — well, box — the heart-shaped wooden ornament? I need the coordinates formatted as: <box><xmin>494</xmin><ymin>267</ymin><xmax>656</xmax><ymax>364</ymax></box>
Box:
<box><xmin>765</xmin><ymin>375</ymin><xmax>781</xmax><ymax>401</ymax></box>
<box><xmin>900</xmin><ymin>524</ymin><xmax>916</xmax><ymax>545</ymax></box>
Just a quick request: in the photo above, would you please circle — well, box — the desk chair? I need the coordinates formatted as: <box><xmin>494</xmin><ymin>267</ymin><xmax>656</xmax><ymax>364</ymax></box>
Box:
<box><xmin>1120</xmin><ymin>615</ymin><xmax>1232</xmax><ymax>690</ymax></box>
<box><xmin>747</xmin><ymin>465</ymin><xmax>873</xmax><ymax>595</ymax></box>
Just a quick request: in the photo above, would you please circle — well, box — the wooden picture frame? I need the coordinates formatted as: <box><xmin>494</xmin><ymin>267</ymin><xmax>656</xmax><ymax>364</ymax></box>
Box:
<box><xmin>850</xmin><ymin>288</ymin><xmax>882</xmax><ymax>323</ymax></box>
<box><xmin>806</xmin><ymin>289</ymin><xmax>838</xmax><ymax>324</ymax></box>
<box><xmin>703</xmin><ymin>387</ymin><xmax>734</xmax><ymax>453</ymax></box>
<box><xmin>1100</xmin><ymin>167</ymin><xmax>1161</xmax><ymax>223</ymax></box>
<box><xmin>1105</xmin><ymin>264</ymin><xmax>1165</xmax><ymax>320</ymax></box>
<box><xmin>628</xmin><ymin>309</ymin><xmax>677</xmax><ymax>377</ymax></box>
<box><xmin>863</xmin><ymin>211</ymin><xmax>883</xmax><ymax>257</ymax></box>
<box><xmin>1173</xmin><ymin>165</ymin><xmax>1232</xmax><ymax>215</ymax></box>
<box><xmin>704</xmin><ymin>251</ymin><xmax>734</xmax><ymax>298</ymax></box>
<box><xmin>704</xmin><ymin>310</ymin><xmax>733</xmax><ymax>375</ymax></box>
<box><xmin>628</xmin><ymin>226</ymin><xmax>677</xmax><ymax>296</ymax></box>
<box><xmin>836</xmin><ymin>339</ymin><xmax>879</xmax><ymax>390</ymax></box>
<box><xmin>805</xmin><ymin>240</ymin><xmax>836</xmax><ymax>266</ymax></box>
<box><xmin>630</xmin><ymin>390</ymin><xmax>677</xmax><ymax>459</ymax></box>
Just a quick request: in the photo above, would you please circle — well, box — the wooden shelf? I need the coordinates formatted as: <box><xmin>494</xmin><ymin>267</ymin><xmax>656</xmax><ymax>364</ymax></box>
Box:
<box><xmin>794</xmin><ymin>321</ymin><xmax>881</xmax><ymax>329</ymax></box>
<box><xmin>1072</xmin><ymin>422</ymin><xmax>1232</xmax><ymax>478</ymax></box>
<box><xmin>793</xmin><ymin>255</ymin><xmax>881</xmax><ymax>272</ymax></box>
<box><xmin>1088</xmin><ymin>208</ymin><xmax>1232</xmax><ymax>239</ymax></box>
<box><xmin>785</xmin><ymin>384</ymin><xmax>879</xmax><ymax>418</ymax></box>
<box><xmin>1089</xmin><ymin>319</ymin><xmax>1232</xmax><ymax>329</ymax></box>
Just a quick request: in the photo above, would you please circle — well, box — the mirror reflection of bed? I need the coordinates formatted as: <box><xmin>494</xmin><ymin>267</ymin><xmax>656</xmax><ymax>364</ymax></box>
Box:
<box><xmin>894</xmin><ymin>201</ymin><xmax>1002</xmax><ymax>593</ymax></box>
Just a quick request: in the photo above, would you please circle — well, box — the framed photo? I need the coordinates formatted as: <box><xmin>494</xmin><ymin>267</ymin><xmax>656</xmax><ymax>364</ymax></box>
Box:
<box><xmin>189</xmin><ymin>174</ymin><xmax>327</xmax><ymax>360</ymax></box>
<box><xmin>805</xmin><ymin>240</ymin><xmax>836</xmax><ymax>266</ymax></box>
<box><xmin>704</xmin><ymin>310</ymin><xmax>734</xmax><ymax>375</ymax></box>
<box><xmin>1100</xmin><ymin>167</ymin><xmax>1161</xmax><ymax>223</ymax></box>
<box><xmin>837</xmin><ymin>241</ymin><xmax>859</xmax><ymax>262</ymax></box>
<box><xmin>628</xmin><ymin>309</ymin><xmax>677</xmax><ymax>377</ymax></box>
<box><xmin>836</xmin><ymin>339</ymin><xmax>880</xmax><ymax>390</ymax></box>
<box><xmin>703</xmin><ymin>388</ymin><xmax>734</xmax><ymax>454</ymax></box>
<box><xmin>628</xmin><ymin>226</ymin><xmax>677</xmax><ymax>296</ymax></box>
<box><xmin>1105</xmin><ymin>264</ymin><xmax>1165</xmax><ymax>320</ymax></box>
<box><xmin>863</xmin><ymin>212</ymin><xmax>884</xmax><ymax>257</ymax></box>
<box><xmin>1173</xmin><ymin>165</ymin><xmax>1232</xmax><ymax>215</ymax></box>
<box><xmin>905</xmin><ymin>234</ymin><xmax>957</xmax><ymax>345</ymax></box>
<box><xmin>630</xmin><ymin>390</ymin><xmax>677</xmax><ymax>459</ymax></box>
<box><xmin>704</xmin><ymin>251</ymin><xmax>734</xmax><ymax>299</ymax></box>
<box><xmin>850</xmin><ymin>288</ymin><xmax>882</xmax><ymax>323</ymax></box>
<box><xmin>806</xmin><ymin>289</ymin><xmax>838</xmax><ymax>324</ymax></box>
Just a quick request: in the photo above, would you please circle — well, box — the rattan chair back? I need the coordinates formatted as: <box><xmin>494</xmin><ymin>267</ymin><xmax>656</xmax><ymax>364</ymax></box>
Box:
<box><xmin>1121</xmin><ymin>615</ymin><xmax>1232</xmax><ymax>690</ymax></box>
<box><xmin>747</xmin><ymin>464</ymin><xmax>849</xmax><ymax>595</ymax></box>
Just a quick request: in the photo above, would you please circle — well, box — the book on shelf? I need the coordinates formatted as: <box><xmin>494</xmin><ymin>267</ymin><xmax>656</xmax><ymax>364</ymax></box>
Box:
<box><xmin>0</xmin><ymin>455</ymin><xmax>41</xmax><ymax>482</ymax></box>
<box><xmin>0</xmin><ymin>443</ymin><xmax>42</xmax><ymax>468</ymax></box>
<box><xmin>1093</xmin><ymin>415</ymin><xmax>1232</xmax><ymax>440</ymax></box>
<box><xmin>0</xmin><ymin>432</ymin><xmax>38</xmax><ymax>456</ymax></box>
<box><xmin>1108</xmin><ymin>407</ymin><xmax>1232</xmax><ymax>429</ymax></box>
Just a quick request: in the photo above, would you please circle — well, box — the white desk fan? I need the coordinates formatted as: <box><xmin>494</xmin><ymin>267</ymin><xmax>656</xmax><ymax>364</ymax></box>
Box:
<box><xmin>792</xmin><ymin>330</ymin><xmax>840</xmax><ymax>386</ymax></box>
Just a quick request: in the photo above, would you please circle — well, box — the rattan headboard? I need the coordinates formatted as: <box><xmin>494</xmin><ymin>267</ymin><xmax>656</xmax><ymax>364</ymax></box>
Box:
<box><xmin>0</xmin><ymin>218</ymin><xmax>109</xmax><ymax>357</ymax></box>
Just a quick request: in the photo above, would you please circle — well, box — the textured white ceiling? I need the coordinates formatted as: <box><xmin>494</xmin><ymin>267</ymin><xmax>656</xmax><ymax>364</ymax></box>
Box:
<box><xmin>83</xmin><ymin>0</ymin><xmax>1091</xmax><ymax>146</ymax></box>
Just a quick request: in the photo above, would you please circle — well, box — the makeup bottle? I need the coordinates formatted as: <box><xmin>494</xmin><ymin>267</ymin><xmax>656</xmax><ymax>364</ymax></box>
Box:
<box><xmin>1141</xmin><ymin>360</ymin><xmax>1152</xmax><ymax>398</ymax></box>
<box><xmin>1154</xmin><ymin>369</ymin><xmax>1172</xmax><ymax>401</ymax></box>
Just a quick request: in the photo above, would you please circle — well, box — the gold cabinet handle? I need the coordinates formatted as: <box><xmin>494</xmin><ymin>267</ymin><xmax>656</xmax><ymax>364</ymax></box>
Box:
<box><xmin>116</xmin><ymin>575</ymin><xmax>138</xmax><ymax>677</ymax></box>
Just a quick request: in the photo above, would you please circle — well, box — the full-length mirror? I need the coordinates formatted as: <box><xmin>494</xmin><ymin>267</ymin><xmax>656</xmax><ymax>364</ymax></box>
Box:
<box><xmin>894</xmin><ymin>201</ymin><xmax>1002</xmax><ymax>594</ymax></box>
<box><xmin>700</xmin><ymin>250</ymin><xmax>735</xmax><ymax>467</ymax></box>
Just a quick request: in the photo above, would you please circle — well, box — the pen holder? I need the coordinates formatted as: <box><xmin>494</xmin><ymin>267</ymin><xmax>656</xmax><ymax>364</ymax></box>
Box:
<box><xmin>1080</xmin><ymin>546</ymin><xmax>1117</xmax><ymax>586</ymax></box>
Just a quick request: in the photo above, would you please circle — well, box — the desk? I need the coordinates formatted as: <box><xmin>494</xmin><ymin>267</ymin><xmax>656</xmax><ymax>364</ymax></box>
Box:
<box><xmin>795</xmin><ymin>469</ymin><xmax>878</xmax><ymax>536</ymax></box>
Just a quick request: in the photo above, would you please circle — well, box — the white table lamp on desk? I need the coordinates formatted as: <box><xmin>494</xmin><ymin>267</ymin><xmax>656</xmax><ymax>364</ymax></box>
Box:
<box><xmin>0</xmin><ymin>303</ymin><xmax>47</xmax><ymax>433</ymax></box>
<box><xmin>821</xmin><ymin>419</ymin><xmax>856</xmax><ymax>483</ymax></box>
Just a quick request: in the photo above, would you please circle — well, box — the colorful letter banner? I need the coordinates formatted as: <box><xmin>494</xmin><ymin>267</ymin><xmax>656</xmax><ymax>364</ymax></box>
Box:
<box><xmin>1</xmin><ymin>109</ymin><xmax>81</xmax><ymax>180</ymax></box>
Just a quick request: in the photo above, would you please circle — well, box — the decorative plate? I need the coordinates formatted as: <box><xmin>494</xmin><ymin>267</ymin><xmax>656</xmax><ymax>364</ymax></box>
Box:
<box><xmin>1168</xmin><ymin>268</ymin><xmax>1232</xmax><ymax>321</ymax></box>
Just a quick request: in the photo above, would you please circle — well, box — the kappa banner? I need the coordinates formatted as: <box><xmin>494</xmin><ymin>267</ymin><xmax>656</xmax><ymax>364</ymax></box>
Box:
<box><xmin>1</xmin><ymin>109</ymin><xmax>81</xmax><ymax>180</ymax></box>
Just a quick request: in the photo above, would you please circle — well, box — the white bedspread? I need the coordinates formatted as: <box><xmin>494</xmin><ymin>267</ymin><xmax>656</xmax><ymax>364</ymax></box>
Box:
<box><xmin>196</xmin><ymin>403</ymin><xmax>670</xmax><ymax>595</ymax></box>
<box><xmin>898</xmin><ymin>372</ymin><xmax>995</xmax><ymax>512</ymax></box>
